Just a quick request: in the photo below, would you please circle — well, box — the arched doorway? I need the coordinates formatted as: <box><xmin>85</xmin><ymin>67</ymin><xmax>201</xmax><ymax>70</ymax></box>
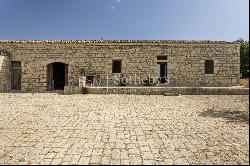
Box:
<box><xmin>47</xmin><ymin>62</ymin><xmax>68</xmax><ymax>90</ymax></box>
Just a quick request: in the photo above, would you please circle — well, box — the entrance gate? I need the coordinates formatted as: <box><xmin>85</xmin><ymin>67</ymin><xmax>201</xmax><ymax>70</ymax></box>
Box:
<box><xmin>47</xmin><ymin>62</ymin><xmax>68</xmax><ymax>90</ymax></box>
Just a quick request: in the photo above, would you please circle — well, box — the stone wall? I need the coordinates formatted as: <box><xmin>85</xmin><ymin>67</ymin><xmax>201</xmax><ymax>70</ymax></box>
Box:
<box><xmin>0</xmin><ymin>40</ymin><xmax>240</xmax><ymax>92</ymax></box>
<box><xmin>0</xmin><ymin>51</ymin><xmax>11</xmax><ymax>91</ymax></box>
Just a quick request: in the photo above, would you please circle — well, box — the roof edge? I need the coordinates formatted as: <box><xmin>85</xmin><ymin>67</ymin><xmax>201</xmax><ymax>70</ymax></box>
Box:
<box><xmin>0</xmin><ymin>40</ymin><xmax>239</xmax><ymax>44</ymax></box>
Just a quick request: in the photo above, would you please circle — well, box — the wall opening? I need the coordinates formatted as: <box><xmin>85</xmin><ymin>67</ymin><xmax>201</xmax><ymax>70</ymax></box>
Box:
<box><xmin>11</xmin><ymin>61</ymin><xmax>21</xmax><ymax>90</ymax></box>
<box><xmin>156</xmin><ymin>56</ymin><xmax>168</xmax><ymax>83</ymax></box>
<box><xmin>47</xmin><ymin>62</ymin><xmax>68</xmax><ymax>90</ymax></box>
<box><xmin>112</xmin><ymin>60</ymin><xmax>122</xmax><ymax>74</ymax></box>
<box><xmin>205</xmin><ymin>60</ymin><xmax>214</xmax><ymax>74</ymax></box>
<box><xmin>157</xmin><ymin>62</ymin><xmax>167</xmax><ymax>83</ymax></box>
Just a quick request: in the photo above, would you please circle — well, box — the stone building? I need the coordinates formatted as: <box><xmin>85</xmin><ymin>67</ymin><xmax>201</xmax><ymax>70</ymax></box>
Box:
<box><xmin>0</xmin><ymin>40</ymin><xmax>240</xmax><ymax>92</ymax></box>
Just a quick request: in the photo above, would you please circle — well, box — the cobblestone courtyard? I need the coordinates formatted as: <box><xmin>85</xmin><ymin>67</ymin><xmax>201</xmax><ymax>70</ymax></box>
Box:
<box><xmin>0</xmin><ymin>93</ymin><xmax>249</xmax><ymax>165</ymax></box>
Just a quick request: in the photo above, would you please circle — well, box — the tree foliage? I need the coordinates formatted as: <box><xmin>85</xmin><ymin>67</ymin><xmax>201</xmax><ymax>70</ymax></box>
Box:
<box><xmin>237</xmin><ymin>38</ymin><xmax>249</xmax><ymax>78</ymax></box>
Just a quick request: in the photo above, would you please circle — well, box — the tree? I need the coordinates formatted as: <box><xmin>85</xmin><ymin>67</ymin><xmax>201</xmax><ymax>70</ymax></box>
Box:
<box><xmin>237</xmin><ymin>38</ymin><xmax>249</xmax><ymax>78</ymax></box>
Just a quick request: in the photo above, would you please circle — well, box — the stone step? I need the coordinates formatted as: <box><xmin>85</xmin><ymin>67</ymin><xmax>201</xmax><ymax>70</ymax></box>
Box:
<box><xmin>163</xmin><ymin>92</ymin><xmax>179</xmax><ymax>96</ymax></box>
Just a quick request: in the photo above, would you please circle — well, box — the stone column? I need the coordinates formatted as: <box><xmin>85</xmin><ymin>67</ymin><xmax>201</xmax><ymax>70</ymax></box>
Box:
<box><xmin>79</xmin><ymin>76</ymin><xmax>86</xmax><ymax>88</ymax></box>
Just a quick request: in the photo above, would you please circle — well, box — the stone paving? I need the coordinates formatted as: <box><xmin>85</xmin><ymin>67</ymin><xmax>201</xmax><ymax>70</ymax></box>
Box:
<box><xmin>0</xmin><ymin>93</ymin><xmax>249</xmax><ymax>165</ymax></box>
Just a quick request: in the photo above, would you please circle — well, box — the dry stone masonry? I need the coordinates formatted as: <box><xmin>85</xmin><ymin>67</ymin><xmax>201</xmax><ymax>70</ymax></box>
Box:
<box><xmin>0</xmin><ymin>51</ymin><xmax>11</xmax><ymax>91</ymax></box>
<box><xmin>0</xmin><ymin>40</ymin><xmax>240</xmax><ymax>92</ymax></box>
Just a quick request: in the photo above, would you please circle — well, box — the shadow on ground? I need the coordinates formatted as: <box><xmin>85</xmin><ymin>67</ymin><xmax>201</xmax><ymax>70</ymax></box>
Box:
<box><xmin>199</xmin><ymin>108</ymin><xmax>249</xmax><ymax>123</ymax></box>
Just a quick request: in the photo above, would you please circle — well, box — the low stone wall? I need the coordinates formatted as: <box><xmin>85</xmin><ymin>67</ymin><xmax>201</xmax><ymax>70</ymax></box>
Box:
<box><xmin>85</xmin><ymin>87</ymin><xmax>249</xmax><ymax>95</ymax></box>
<box><xmin>64</xmin><ymin>86</ymin><xmax>81</xmax><ymax>95</ymax></box>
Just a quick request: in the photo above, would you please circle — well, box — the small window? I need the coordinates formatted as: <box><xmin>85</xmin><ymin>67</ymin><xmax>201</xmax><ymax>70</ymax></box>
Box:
<box><xmin>157</xmin><ymin>56</ymin><xmax>168</xmax><ymax>60</ymax></box>
<box><xmin>112</xmin><ymin>60</ymin><xmax>122</xmax><ymax>73</ymax></box>
<box><xmin>86</xmin><ymin>76</ymin><xmax>94</xmax><ymax>85</ymax></box>
<box><xmin>205</xmin><ymin>60</ymin><xmax>214</xmax><ymax>74</ymax></box>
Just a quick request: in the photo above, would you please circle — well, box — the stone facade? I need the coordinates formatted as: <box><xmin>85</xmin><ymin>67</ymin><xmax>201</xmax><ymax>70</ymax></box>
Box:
<box><xmin>0</xmin><ymin>51</ymin><xmax>11</xmax><ymax>91</ymax></box>
<box><xmin>0</xmin><ymin>40</ymin><xmax>240</xmax><ymax>92</ymax></box>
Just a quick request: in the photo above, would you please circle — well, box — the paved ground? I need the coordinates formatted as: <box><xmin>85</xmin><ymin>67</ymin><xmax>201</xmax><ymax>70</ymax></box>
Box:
<box><xmin>0</xmin><ymin>93</ymin><xmax>249</xmax><ymax>165</ymax></box>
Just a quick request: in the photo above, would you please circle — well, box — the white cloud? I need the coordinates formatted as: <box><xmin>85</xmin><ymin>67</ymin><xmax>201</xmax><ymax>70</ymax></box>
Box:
<box><xmin>108</xmin><ymin>0</ymin><xmax>121</xmax><ymax>11</ymax></box>
<box><xmin>110</xmin><ymin>6</ymin><xmax>116</xmax><ymax>10</ymax></box>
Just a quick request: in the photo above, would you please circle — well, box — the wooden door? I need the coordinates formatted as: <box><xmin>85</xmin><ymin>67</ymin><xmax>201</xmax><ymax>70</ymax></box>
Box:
<box><xmin>11</xmin><ymin>61</ymin><xmax>21</xmax><ymax>90</ymax></box>
<box><xmin>157</xmin><ymin>62</ymin><xmax>167</xmax><ymax>83</ymax></box>
<box><xmin>65</xmin><ymin>64</ymin><xmax>68</xmax><ymax>86</ymax></box>
<box><xmin>47</xmin><ymin>64</ymin><xmax>53</xmax><ymax>91</ymax></box>
<box><xmin>156</xmin><ymin>63</ymin><xmax>160</xmax><ymax>79</ymax></box>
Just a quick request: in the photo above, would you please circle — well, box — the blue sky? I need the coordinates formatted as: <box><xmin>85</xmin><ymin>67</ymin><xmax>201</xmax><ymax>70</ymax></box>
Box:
<box><xmin>0</xmin><ymin>0</ymin><xmax>248</xmax><ymax>41</ymax></box>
